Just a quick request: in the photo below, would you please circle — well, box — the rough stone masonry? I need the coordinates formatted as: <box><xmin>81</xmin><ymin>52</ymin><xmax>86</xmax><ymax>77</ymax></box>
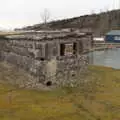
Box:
<box><xmin>0</xmin><ymin>30</ymin><xmax>93</xmax><ymax>88</ymax></box>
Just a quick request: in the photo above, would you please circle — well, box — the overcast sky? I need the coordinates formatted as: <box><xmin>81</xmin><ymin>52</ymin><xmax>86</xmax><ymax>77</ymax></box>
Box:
<box><xmin>0</xmin><ymin>0</ymin><xmax>119</xmax><ymax>29</ymax></box>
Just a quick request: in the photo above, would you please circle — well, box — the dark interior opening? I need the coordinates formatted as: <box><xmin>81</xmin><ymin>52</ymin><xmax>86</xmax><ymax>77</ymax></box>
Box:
<box><xmin>72</xmin><ymin>73</ymin><xmax>75</xmax><ymax>77</ymax></box>
<box><xmin>60</xmin><ymin>44</ymin><xmax>65</xmax><ymax>56</ymax></box>
<box><xmin>73</xmin><ymin>42</ymin><xmax>77</xmax><ymax>55</ymax></box>
<box><xmin>46</xmin><ymin>81</ymin><xmax>52</xmax><ymax>86</ymax></box>
<box><xmin>40</xmin><ymin>58</ymin><xmax>45</xmax><ymax>61</ymax></box>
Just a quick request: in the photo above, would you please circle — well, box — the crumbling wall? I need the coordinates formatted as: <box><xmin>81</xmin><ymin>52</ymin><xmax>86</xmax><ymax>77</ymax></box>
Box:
<box><xmin>0</xmin><ymin>37</ymin><xmax>89</xmax><ymax>88</ymax></box>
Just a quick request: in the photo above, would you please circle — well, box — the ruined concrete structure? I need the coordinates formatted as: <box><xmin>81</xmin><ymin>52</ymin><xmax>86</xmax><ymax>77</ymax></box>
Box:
<box><xmin>0</xmin><ymin>30</ymin><xmax>93</xmax><ymax>87</ymax></box>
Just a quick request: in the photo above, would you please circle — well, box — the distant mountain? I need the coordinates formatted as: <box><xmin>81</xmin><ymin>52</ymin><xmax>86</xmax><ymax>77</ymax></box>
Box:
<box><xmin>18</xmin><ymin>9</ymin><xmax>120</xmax><ymax>36</ymax></box>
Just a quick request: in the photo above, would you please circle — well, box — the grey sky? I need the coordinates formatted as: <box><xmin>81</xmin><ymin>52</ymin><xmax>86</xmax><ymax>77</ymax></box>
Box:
<box><xmin>0</xmin><ymin>0</ymin><xmax>118</xmax><ymax>29</ymax></box>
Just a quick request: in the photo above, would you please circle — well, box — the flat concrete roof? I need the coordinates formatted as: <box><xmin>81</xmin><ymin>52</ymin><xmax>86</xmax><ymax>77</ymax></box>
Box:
<box><xmin>6</xmin><ymin>31</ymin><xmax>92</xmax><ymax>41</ymax></box>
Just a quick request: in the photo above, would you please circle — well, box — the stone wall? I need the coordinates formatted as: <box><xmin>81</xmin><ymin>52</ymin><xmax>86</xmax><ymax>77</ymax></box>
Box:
<box><xmin>0</xmin><ymin>33</ymin><xmax>91</xmax><ymax>88</ymax></box>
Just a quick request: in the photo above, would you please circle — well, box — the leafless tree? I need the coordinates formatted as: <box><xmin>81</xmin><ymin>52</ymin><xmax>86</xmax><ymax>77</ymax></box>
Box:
<box><xmin>41</xmin><ymin>8</ymin><xmax>50</xmax><ymax>25</ymax></box>
<box><xmin>91</xmin><ymin>10</ymin><xmax>95</xmax><ymax>15</ymax></box>
<box><xmin>104</xmin><ymin>6</ymin><xmax>109</xmax><ymax>13</ymax></box>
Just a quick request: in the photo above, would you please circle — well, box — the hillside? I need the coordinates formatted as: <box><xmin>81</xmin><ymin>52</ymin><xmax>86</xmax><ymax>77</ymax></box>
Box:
<box><xmin>0</xmin><ymin>62</ymin><xmax>120</xmax><ymax>120</ymax></box>
<box><xmin>20</xmin><ymin>9</ymin><xmax>120</xmax><ymax>36</ymax></box>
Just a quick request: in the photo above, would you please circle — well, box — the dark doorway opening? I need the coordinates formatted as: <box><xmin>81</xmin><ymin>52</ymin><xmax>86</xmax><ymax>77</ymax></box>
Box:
<box><xmin>60</xmin><ymin>44</ymin><xmax>65</xmax><ymax>56</ymax></box>
<box><xmin>73</xmin><ymin>42</ymin><xmax>77</xmax><ymax>55</ymax></box>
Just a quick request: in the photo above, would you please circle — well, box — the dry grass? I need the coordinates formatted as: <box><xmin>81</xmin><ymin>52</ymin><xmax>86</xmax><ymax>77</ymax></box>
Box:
<box><xmin>0</xmin><ymin>62</ymin><xmax>120</xmax><ymax>120</ymax></box>
<box><xmin>0</xmin><ymin>31</ymin><xmax>22</xmax><ymax>36</ymax></box>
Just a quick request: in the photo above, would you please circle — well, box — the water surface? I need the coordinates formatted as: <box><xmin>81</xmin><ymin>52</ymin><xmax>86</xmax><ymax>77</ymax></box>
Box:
<box><xmin>88</xmin><ymin>48</ymin><xmax>120</xmax><ymax>69</ymax></box>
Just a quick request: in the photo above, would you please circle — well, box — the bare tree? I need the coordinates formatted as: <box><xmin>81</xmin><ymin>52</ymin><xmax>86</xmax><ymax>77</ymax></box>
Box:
<box><xmin>41</xmin><ymin>8</ymin><xmax>50</xmax><ymax>25</ymax></box>
<box><xmin>91</xmin><ymin>10</ymin><xmax>95</xmax><ymax>15</ymax></box>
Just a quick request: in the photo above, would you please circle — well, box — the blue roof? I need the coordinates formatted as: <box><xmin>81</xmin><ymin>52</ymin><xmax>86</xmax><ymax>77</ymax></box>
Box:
<box><xmin>106</xmin><ymin>30</ymin><xmax>120</xmax><ymax>36</ymax></box>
